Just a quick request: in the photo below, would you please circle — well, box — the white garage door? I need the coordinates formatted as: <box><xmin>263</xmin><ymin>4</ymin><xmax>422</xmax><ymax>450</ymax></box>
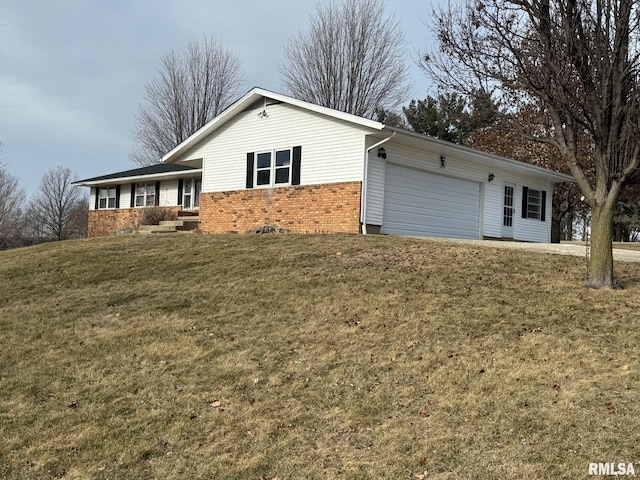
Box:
<box><xmin>381</xmin><ymin>164</ymin><xmax>480</xmax><ymax>239</ymax></box>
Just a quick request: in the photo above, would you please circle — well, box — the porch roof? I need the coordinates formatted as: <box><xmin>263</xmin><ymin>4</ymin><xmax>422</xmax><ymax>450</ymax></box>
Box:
<box><xmin>73</xmin><ymin>164</ymin><xmax>202</xmax><ymax>187</ymax></box>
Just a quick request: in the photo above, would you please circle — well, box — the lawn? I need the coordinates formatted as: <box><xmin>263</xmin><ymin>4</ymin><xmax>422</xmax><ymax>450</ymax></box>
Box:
<box><xmin>1</xmin><ymin>233</ymin><xmax>639</xmax><ymax>479</ymax></box>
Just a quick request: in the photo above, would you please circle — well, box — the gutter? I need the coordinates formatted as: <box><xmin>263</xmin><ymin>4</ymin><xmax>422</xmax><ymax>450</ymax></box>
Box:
<box><xmin>361</xmin><ymin>131</ymin><xmax>396</xmax><ymax>234</ymax></box>
<box><xmin>72</xmin><ymin>169</ymin><xmax>203</xmax><ymax>187</ymax></box>
<box><xmin>385</xmin><ymin>126</ymin><xmax>573</xmax><ymax>183</ymax></box>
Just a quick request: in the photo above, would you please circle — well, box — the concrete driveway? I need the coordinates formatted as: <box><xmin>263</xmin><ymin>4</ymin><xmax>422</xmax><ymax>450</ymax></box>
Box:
<box><xmin>414</xmin><ymin>237</ymin><xmax>640</xmax><ymax>263</ymax></box>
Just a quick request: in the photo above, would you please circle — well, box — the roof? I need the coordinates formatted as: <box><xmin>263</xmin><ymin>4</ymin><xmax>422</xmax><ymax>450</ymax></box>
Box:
<box><xmin>385</xmin><ymin>126</ymin><xmax>574</xmax><ymax>183</ymax></box>
<box><xmin>74</xmin><ymin>87</ymin><xmax>572</xmax><ymax>188</ymax></box>
<box><xmin>162</xmin><ymin>86</ymin><xmax>384</xmax><ymax>163</ymax></box>
<box><xmin>73</xmin><ymin>163</ymin><xmax>201</xmax><ymax>187</ymax></box>
<box><xmin>162</xmin><ymin>86</ymin><xmax>572</xmax><ymax>183</ymax></box>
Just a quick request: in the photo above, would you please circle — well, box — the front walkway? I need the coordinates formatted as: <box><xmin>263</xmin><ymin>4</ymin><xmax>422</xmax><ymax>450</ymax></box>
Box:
<box><xmin>412</xmin><ymin>237</ymin><xmax>640</xmax><ymax>263</ymax></box>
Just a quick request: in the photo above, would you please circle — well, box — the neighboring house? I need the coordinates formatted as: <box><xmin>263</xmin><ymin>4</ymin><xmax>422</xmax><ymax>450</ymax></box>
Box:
<box><xmin>74</xmin><ymin>87</ymin><xmax>572</xmax><ymax>242</ymax></box>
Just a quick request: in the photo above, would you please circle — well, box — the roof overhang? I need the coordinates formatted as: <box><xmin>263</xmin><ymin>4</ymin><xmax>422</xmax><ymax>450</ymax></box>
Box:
<box><xmin>73</xmin><ymin>168</ymin><xmax>202</xmax><ymax>187</ymax></box>
<box><xmin>384</xmin><ymin>126</ymin><xmax>574</xmax><ymax>183</ymax></box>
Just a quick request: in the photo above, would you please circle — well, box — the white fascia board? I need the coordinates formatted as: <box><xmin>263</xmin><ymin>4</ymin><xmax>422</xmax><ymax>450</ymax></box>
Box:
<box><xmin>162</xmin><ymin>86</ymin><xmax>385</xmax><ymax>163</ymax></box>
<box><xmin>256</xmin><ymin>88</ymin><xmax>385</xmax><ymax>130</ymax></box>
<box><xmin>386</xmin><ymin>127</ymin><xmax>574</xmax><ymax>183</ymax></box>
<box><xmin>73</xmin><ymin>169</ymin><xmax>202</xmax><ymax>187</ymax></box>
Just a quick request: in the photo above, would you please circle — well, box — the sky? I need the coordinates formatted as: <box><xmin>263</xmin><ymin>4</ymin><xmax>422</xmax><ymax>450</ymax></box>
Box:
<box><xmin>0</xmin><ymin>1</ymin><xmax>443</xmax><ymax>195</ymax></box>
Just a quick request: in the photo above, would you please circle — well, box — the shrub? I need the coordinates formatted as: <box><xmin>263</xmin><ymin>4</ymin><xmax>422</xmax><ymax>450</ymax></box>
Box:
<box><xmin>139</xmin><ymin>207</ymin><xmax>176</xmax><ymax>226</ymax></box>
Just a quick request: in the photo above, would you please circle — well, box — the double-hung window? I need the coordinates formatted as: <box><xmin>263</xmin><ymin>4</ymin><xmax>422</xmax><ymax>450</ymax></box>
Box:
<box><xmin>255</xmin><ymin>149</ymin><xmax>292</xmax><ymax>187</ymax></box>
<box><xmin>135</xmin><ymin>183</ymin><xmax>156</xmax><ymax>207</ymax></box>
<box><xmin>521</xmin><ymin>186</ymin><xmax>546</xmax><ymax>221</ymax></box>
<box><xmin>98</xmin><ymin>187</ymin><xmax>117</xmax><ymax>209</ymax></box>
<box><xmin>183</xmin><ymin>178</ymin><xmax>201</xmax><ymax>209</ymax></box>
<box><xmin>246</xmin><ymin>146</ymin><xmax>301</xmax><ymax>189</ymax></box>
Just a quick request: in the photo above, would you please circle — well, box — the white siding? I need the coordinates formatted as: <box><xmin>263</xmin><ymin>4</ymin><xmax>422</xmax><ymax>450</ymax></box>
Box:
<box><xmin>483</xmin><ymin>181</ymin><xmax>503</xmax><ymax>238</ymax></box>
<box><xmin>90</xmin><ymin>180</ymin><xmax>183</xmax><ymax>210</ymax></box>
<box><xmin>512</xmin><ymin>179</ymin><xmax>553</xmax><ymax>243</ymax></box>
<box><xmin>172</xmin><ymin>102</ymin><xmax>374</xmax><ymax>193</ymax></box>
<box><xmin>371</xmin><ymin>142</ymin><xmax>553</xmax><ymax>242</ymax></box>
<box><xmin>365</xmin><ymin>153</ymin><xmax>385</xmax><ymax>225</ymax></box>
<box><xmin>160</xmin><ymin>179</ymin><xmax>179</xmax><ymax>207</ymax></box>
<box><xmin>120</xmin><ymin>183</ymin><xmax>132</xmax><ymax>209</ymax></box>
<box><xmin>480</xmin><ymin>171</ymin><xmax>552</xmax><ymax>242</ymax></box>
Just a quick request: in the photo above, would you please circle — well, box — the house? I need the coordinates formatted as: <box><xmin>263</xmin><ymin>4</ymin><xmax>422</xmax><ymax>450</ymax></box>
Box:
<box><xmin>74</xmin><ymin>87</ymin><xmax>572</xmax><ymax>241</ymax></box>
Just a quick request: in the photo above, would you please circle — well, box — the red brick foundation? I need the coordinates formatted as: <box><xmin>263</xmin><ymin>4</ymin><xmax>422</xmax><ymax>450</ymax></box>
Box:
<box><xmin>198</xmin><ymin>182</ymin><xmax>362</xmax><ymax>234</ymax></box>
<box><xmin>88</xmin><ymin>207</ymin><xmax>181</xmax><ymax>237</ymax></box>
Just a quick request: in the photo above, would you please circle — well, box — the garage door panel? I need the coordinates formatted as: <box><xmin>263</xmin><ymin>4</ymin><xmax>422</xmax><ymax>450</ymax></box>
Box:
<box><xmin>382</xmin><ymin>165</ymin><xmax>480</xmax><ymax>239</ymax></box>
<box><xmin>384</xmin><ymin>203</ymin><xmax>478</xmax><ymax>223</ymax></box>
<box><xmin>384</xmin><ymin>191</ymin><xmax>477</xmax><ymax>215</ymax></box>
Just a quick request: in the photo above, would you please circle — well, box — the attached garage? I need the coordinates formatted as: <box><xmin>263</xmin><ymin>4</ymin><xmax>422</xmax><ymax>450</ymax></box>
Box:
<box><xmin>381</xmin><ymin>164</ymin><xmax>481</xmax><ymax>239</ymax></box>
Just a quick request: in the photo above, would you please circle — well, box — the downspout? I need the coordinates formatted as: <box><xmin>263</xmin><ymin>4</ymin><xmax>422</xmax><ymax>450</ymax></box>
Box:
<box><xmin>361</xmin><ymin>131</ymin><xmax>396</xmax><ymax>234</ymax></box>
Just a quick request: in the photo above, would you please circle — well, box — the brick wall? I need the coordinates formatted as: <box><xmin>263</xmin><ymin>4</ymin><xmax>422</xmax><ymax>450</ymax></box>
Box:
<box><xmin>88</xmin><ymin>206</ymin><xmax>181</xmax><ymax>237</ymax></box>
<box><xmin>198</xmin><ymin>181</ymin><xmax>362</xmax><ymax>234</ymax></box>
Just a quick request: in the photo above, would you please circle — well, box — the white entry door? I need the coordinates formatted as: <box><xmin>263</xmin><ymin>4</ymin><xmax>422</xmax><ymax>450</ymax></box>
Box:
<box><xmin>502</xmin><ymin>183</ymin><xmax>515</xmax><ymax>238</ymax></box>
<box><xmin>183</xmin><ymin>178</ymin><xmax>201</xmax><ymax>209</ymax></box>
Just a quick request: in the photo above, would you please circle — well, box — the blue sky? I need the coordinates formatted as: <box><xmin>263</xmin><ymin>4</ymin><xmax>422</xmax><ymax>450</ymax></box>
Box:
<box><xmin>0</xmin><ymin>1</ymin><xmax>443</xmax><ymax>195</ymax></box>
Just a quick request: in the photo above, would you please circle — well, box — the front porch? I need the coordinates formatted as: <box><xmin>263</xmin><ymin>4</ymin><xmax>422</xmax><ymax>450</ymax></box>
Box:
<box><xmin>74</xmin><ymin>163</ymin><xmax>203</xmax><ymax>237</ymax></box>
<box><xmin>138</xmin><ymin>213</ymin><xmax>200</xmax><ymax>234</ymax></box>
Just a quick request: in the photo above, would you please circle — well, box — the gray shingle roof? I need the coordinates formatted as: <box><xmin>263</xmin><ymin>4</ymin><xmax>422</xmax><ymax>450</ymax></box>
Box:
<box><xmin>76</xmin><ymin>163</ymin><xmax>199</xmax><ymax>183</ymax></box>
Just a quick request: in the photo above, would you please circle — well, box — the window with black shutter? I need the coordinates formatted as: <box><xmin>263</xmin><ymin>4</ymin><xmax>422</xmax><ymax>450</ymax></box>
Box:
<box><xmin>246</xmin><ymin>146</ymin><xmax>301</xmax><ymax>188</ymax></box>
<box><xmin>521</xmin><ymin>186</ymin><xmax>546</xmax><ymax>221</ymax></box>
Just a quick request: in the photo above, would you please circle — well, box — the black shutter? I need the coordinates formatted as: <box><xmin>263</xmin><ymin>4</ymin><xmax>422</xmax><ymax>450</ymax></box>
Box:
<box><xmin>246</xmin><ymin>153</ymin><xmax>255</xmax><ymax>188</ymax></box>
<box><xmin>292</xmin><ymin>146</ymin><xmax>302</xmax><ymax>185</ymax></box>
<box><xmin>94</xmin><ymin>187</ymin><xmax>99</xmax><ymax>210</ymax></box>
<box><xmin>541</xmin><ymin>190</ymin><xmax>547</xmax><ymax>222</ymax></box>
<box><xmin>178</xmin><ymin>179</ymin><xmax>184</xmax><ymax>205</ymax></box>
<box><xmin>130</xmin><ymin>183</ymin><xmax>135</xmax><ymax>208</ymax></box>
<box><xmin>155</xmin><ymin>181</ymin><xmax>161</xmax><ymax>206</ymax></box>
<box><xmin>115</xmin><ymin>185</ymin><xmax>121</xmax><ymax>209</ymax></box>
<box><xmin>522</xmin><ymin>186</ymin><xmax>529</xmax><ymax>218</ymax></box>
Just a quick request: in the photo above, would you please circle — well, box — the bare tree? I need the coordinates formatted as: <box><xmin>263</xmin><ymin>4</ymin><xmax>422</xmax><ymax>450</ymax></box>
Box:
<box><xmin>0</xmin><ymin>144</ymin><xmax>25</xmax><ymax>248</ymax></box>
<box><xmin>67</xmin><ymin>196</ymin><xmax>89</xmax><ymax>238</ymax></box>
<box><xmin>29</xmin><ymin>166</ymin><xmax>84</xmax><ymax>241</ymax></box>
<box><xmin>423</xmin><ymin>0</ymin><xmax>640</xmax><ymax>289</ymax></box>
<box><xmin>280</xmin><ymin>0</ymin><xmax>410</xmax><ymax>118</ymax></box>
<box><xmin>131</xmin><ymin>36</ymin><xmax>245</xmax><ymax>166</ymax></box>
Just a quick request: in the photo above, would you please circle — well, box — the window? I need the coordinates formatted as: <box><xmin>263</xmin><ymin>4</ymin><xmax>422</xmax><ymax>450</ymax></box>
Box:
<box><xmin>255</xmin><ymin>149</ymin><xmax>292</xmax><ymax>187</ymax></box>
<box><xmin>256</xmin><ymin>152</ymin><xmax>272</xmax><ymax>186</ymax></box>
<box><xmin>274</xmin><ymin>150</ymin><xmax>291</xmax><ymax>184</ymax></box>
<box><xmin>246</xmin><ymin>146</ymin><xmax>301</xmax><ymax>189</ymax></box>
<box><xmin>135</xmin><ymin>183</ymin><xmax>156</xmax><ymax>207</ymax></box>
<box><xmin>98</xmin><ymin>187</ymin><xmax>116</xmax><ymax>209</ymax></box>
<box><xmin>526</xmin><ymin>189</ymin><xmax>541</xmax><ymax>219</ymax></box>
<box><xmin>503</xmin><ymin>185</ymin><xmax>514</xmax><ymax>227</ymax></box>
<box><xmin>521</xmin><ymin>186</ymin><xmax>546</xmax><ymax>221</ymax></box>
<box><xmin>183</xmin><ymin>178</ymin><xmax>201</xmax><ymax>209</ymax></box>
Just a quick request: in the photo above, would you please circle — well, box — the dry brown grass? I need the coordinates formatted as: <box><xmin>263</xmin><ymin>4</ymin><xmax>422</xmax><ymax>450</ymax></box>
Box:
<box><xmin>1</xmin><ymin>233</ymin><xmax>639</xmax><ymax>479</ymax></box>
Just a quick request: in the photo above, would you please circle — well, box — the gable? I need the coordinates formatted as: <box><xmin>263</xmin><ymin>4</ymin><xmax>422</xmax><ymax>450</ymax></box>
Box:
<box><xmin>171</xmin><ymin>101</ymin><xmax>378</xmax><ymax>193</ymax></box>
<box><xmin>162</xmin><ymin>87</ymin><xmax>384</xmax><ymax>164</ymax></box>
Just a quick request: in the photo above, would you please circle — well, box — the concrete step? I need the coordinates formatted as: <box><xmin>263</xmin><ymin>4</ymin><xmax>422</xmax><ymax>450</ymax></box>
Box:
<box><xmin>159</xmin><ymin>220</ymin><xmax>185</xmax><ymax>227</ymax></box>
<box><xmin>138</xmin><ymin>225</ymin><xmax>177</xmax><ymax>233</ymax></box>
<box><xmin>175</xmin><ymin>217</ymin><xmax>200</xmax><ymax>231</ymax></box>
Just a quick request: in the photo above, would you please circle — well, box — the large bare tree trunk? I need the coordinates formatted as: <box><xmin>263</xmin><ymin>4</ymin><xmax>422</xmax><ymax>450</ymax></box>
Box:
<box><xmin>588</xmin><ymin>202</ymin><xmax>616</xmax><ymax>289</ymax></box>
<box><xmin>422</xmin><ymin>0</ymin><xmax>640</xmax><ymax>289</ymax></box>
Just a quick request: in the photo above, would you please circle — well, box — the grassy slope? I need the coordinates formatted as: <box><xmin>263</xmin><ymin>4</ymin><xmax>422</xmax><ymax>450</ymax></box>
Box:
<box><xmin>1</xmin><ymin>234</ymin><xmax>639</xmax><ymax>479</ymax></box>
